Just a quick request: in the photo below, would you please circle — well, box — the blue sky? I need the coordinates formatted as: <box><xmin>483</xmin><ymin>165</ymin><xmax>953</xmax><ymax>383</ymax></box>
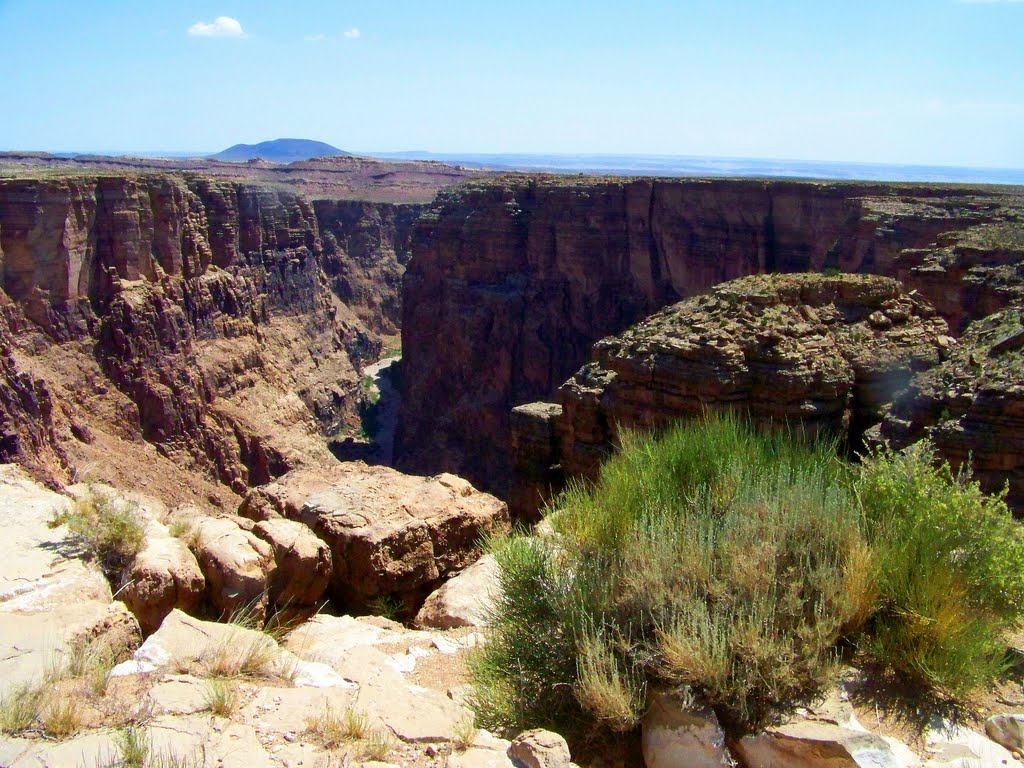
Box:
<box><xmin>1</xmin><ymin>1</ymin><xmax>1022</xmax><ymax>167</ymax></box>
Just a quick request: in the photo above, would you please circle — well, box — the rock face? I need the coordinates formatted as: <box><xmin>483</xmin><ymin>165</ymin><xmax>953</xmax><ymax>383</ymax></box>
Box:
<box><xmin>120</xmin><ymin>519</ymin><xmax>206</xmax><ymax>635</ymax></box>
<box><xmin>415</xmin><ymin>553</ymin><xmax>499</xmax><ymax>629</ymax></box>
<box><xmin>873</xmin><ymin>307</ymin><xmax>1024</xmax><ymax>512</ymax></box>
<box><xmin>511</xmin><ymin>273</ymin><xmax>949</xmax><ymax>514</ymax></box>
<box><xmin>193</xmin><ymin>516</ymin><xmax>276</xmax><ymax>622</ymax></box>
<box><xmin>239</xmin><ymin>462</ymin><xmax>510</xmax><ymax>608</ymax></box>
<box><xmin>252</xmin><ymin>518</ymin><xmax>332</xmax><ymax>609</ymax></box>
<box><xmin>0</xmin><ymin>175</ymin><xmax>419</xmax><ymax>507</ymax></box>
<box><xmin>641</xmin><ymin>691</ymin><xmax>731</xmax><ymax>768</ymax></box>
<box><xmin>397</xmin><ymin>176</ymin><xmax>1024</xmax><ymax>494</ymax></box>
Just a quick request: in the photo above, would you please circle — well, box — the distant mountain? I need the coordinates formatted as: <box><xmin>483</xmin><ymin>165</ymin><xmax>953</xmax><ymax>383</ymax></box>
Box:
<box><xmin>209</xmin><ymin>139</ymin><xmax>350</xmax><ymax>163</ymax></box>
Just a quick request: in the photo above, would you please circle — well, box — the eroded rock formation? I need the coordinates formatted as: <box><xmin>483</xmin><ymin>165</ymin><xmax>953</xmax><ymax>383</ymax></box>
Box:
<box><xmin>872</xmin><ymin>306</ymin><xmax>1024</xmax><ymax>511</ymax></box>
<box><xmin>0</xmin><ymin>174</ymin><xmax>419</xmax><ymax>506</ymax></box>
<box><xmin>510</xmin><ymin>273</ymin><xmax>951</xmax><ymax>516</ymax></box>
<box><xmin>398</xmin><ymin>176</ymin><xmax>1024</xmax><ymax>494</ymax></box>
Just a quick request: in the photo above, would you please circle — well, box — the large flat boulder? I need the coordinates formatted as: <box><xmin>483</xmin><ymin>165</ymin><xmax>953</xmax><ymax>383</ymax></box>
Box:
<box><xmin>0</xmin><ymin>465</ymin><xmax>117</xmax><ymax>697</ymax></box>
<box><xmin>240</xmin><ymin>463</ymin><xmax>509</xmax><ymax>606</ymax></box>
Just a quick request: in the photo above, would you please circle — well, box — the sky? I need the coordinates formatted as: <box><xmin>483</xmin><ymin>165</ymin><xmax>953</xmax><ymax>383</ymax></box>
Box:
<box><xmin>1</xmin><ymin>0</ymin><xmax>1022</xmax><ymax>168</ymax></box>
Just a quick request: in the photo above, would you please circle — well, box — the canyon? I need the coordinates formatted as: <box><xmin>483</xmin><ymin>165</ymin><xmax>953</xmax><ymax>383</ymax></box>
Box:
<box><xmin>397</xmin><ymin>176</ymin><xmax>1024</xmax><ymax>495</ymax></box>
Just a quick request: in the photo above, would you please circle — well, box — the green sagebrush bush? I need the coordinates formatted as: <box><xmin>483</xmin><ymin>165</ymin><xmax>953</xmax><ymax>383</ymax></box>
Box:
<box><xmin>857</xmin><ymin>441</ymin><xmax>1024</xmax><ymax>696</ymax></box>
<box><xmin>472</xmin><ymin>414</ymin><xmax>867</xmax><ymax>734</ymax></box>
<box><xmin>48</xmin><ymin>487</ymin><xmax>145</xmax><ymax>579</ymax></box>
<box><xmin>472</xmin><ymin>415</ymin><xmax>1024</xmax><ymax>739</ymax></box>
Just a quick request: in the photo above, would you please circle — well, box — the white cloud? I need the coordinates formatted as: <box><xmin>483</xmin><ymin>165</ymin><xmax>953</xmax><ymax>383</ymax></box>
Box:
<box><xmin>343</xmin><ymin>27</ymin><xmax>361</xmax><ymax>39</ymax></box>
<box><xmin>305</xmin><ymin>33</ymin><xmax>327</xmax><ymax>42</ymax></box>
<box><xmin>188</xmin><ymin>17</ymin><xmax>246</xmax><ymax>38</ymax></box>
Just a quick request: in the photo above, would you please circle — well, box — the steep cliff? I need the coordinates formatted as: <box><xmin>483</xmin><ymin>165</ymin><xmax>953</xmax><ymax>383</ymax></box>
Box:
<box><xmin>872</xmin><ymin>307</ymin><xmax>1024</xmax><ymax>512</ymax></box>
<box><xmin>508</xmin><ymin>273</ymin><xmax>950</xmax><ymax>517</ymax></box>
<box><xmin>397</xmin><ymin>176</ymin><xmax>1024</xmax><ymax>493</ymax></box>
<box><xmin>0</xmin><ymin>174</ymin><xmax>418</xmax><ymax>507</ymax></box>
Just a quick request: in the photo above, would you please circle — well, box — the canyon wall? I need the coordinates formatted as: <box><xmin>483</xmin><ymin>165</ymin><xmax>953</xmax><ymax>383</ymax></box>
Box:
<box><xmin>397</xmin><ymin>176</ymin><xmax>1024</xmax><ymax>494</ymax></box>
<box><xmin>0</xmin><ymin>174</ymin><xmax>418</xmax><ymax>507</ymax></box>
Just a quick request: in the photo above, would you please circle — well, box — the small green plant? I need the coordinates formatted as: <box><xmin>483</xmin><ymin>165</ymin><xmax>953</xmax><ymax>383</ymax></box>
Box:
<box><xmin>167</xmin><ymin>519</ymin><xmax>191</xmax><ymax>539</ymax></box>
<box><xmin>359</xmin><ymin>729</ymin><xmax>394</xmax><ymax>761</ymax></box>
<box><xmin>305</xmin><ymin>703</ymin><xmax>369</xmax><ymax>748</ymax></box>
<box><xmin>39</xmin><ymin>696</ymin><xmax>82</xmax><ymax>739</ymax></box>
<box><xmin>452</xmin><ymin>714</ymin><xmax>479</xmax><ymax>751</ymax></box>
<box><xmin>49</xmin><ymin>488</ymin><xmax>145</xmax><ymax>579</ymax></box>
<box><xmin>203</xmin><ymin>680</ymin><xmax>239</xmax><ymax>718</ymax></box>
<box><xmin>366</xmin><ymin>594</ymin><xmax>405</xmax><ymax>622</ymax></box>
<box><xmin>0</xmin><ymin>682</ymin><xmax>44</xmax><ymax>735</ymax></box>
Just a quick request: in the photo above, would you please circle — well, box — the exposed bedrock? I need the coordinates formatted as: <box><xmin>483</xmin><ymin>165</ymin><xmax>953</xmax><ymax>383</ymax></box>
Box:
<box><xmin>397</xmin><ymin>176</ymin><xmax>1024</xmax><ymax>494</ymax></box>
<box><xmin>510</xmin><ymin>273</ymin><xmax>950</xmax><ymax>516</ymax></box>
<box><xmin>872</xmin><ymin>306</ymin><xmax>1024</xmax><ymax>512</ymax></box>
<box><xmin>0</xmin><ymin>175</ymin><xmax>415</xmax><ymax>504</ymax></box>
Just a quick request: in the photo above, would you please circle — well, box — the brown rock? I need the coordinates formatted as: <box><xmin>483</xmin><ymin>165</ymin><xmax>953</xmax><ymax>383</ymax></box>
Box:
<box><xmin>397</xmin><ymin>176</ymin><xmax>1023</xmax><ymax>494</ymax></box>
<box><xmin>253</xmin><ymin>518</ymin><xmax>332</xmax><ymax>608</ymax></box>
<box><xmin>507</xmin><ymin>729</ymin><xmax>574</xmax><ymax>768</ymax></box>
<box><xmin>243</xmin><ymin>463</ymin><xmax>509</xmax><ymax>606</ymax></box>
<box><xmin>874</xmin><ymin>307</ymin><xmax>1024</xmax><ymax>513</ymax></box>
<box><xmin>120</xmin><ymin>521</ymin><xmax>205</xmax><ymax>635</ymax></box>
<box><xmin>193</xmin><ymin>516</ymin><xmax>276</xmax><ymax>622</ymax></box>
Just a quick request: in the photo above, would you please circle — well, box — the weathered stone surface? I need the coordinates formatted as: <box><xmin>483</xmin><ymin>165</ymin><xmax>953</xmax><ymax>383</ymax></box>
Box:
<box><xmin>193</xmin><ymin>516</ymin><xmax>276</xmax><ymax>621</ymax></box>
<box><xmin>511</xmin><ymin>274</ymin><xmax>948</xmax><ymax>505</ymax></box>
<box><xmin>397</xmin><ymin>176</ymin><xmax>1024</xmax><ymax>494</ymax></box>
<box><xmin>734</xmin><ymin>720</ymin><xmax>913</xmax><ymax>768</ymax></box>
<box><xmin>0</xmin><ymin>465</ymin><xmax>114</xmax><ymax>698</ymax></box>
<box><xmin>508</xmin><ymin>729</ymin><xmax>575</xmax><ymax>768</ymax></box>
<box><xmin>986</xmin><ymin>714</ymin><xmax>1024</xmax><ymax>754</ymax></box>
<box><xmin>924</xmin><ymin>717</ymin><xmax>1023</xmax><ymax>767</ymax></box>
<box><xmin>415</xmin><ymin>554</ymin><xmax>499</xmax><ymax>630</ymax></box>
<box><xmin>253</xmin><ymin>517</ymin><xmax>332</xmax><ymax>608</ymax></box>
<box><xmin>120</xmin><ymin>519</ymin><xmax>205</xmax><ymax>634</ymax></box>
<box><xmin>242</xmin><ymin>463</ymin><xmax>509</xmax><ymax>606</ymax></box>
<box><xmin>0</xmin><ymin>173</ymin><xmax>426</xmax><ymax>509</ymax></box>
<box><xmin>509</xmin><ymin>403</ymin><xmax>565</xmax><ymax>520</ymax></box>
<box><xmin>642</xmin><ymin>691</ymin><xmax>731</xmax><ymax>768</ymax></box>
<box><xmin>873</xmin><ymin>307</ymin><xmax>1024</xmax><ymax>512</ymax></box>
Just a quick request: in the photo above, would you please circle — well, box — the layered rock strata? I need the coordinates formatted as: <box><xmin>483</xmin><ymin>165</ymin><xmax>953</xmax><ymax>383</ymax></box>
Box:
<box><xmin>238</xmin><ymin>462</ymin><xmax>510</xmax><ymax>609</ymax></box>
<box><xmin>0</xmin><ymin>175</ymin><xmax>418</xmax><ymax>505</ymax></box>
<box><xmin>872</xmin><ymin>306</ymin><xmax>1024</xmax><ymax>512</ymax></box>
<box><xmin>510</xmin><ymin>273</ymin><xmax>950</xmax><ymax>515</ymax></box>
<box><xmin>398</xmin><ymin>176</ymin><xmax>1024</xmax><ymax>493</ymax></box>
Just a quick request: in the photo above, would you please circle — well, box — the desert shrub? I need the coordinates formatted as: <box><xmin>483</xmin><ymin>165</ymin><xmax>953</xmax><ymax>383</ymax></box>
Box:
<box><xmin>49</xmin><ymin>488</ymin><xmax>145</xmax><ymax>579</ymax></box>
<box><xmin>856</xmin><ymin>441</ymin><xmax>1024</xmax><ymax>696</ymax></box>
<box><xmin>472</xmin><ymin>414</ymin><xmax>867</xmax><ymax>734</ymax></box>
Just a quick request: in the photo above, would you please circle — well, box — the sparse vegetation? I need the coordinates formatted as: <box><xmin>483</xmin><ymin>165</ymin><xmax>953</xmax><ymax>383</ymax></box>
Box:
<box><xmin>48</xmin><ymin>487</ymin><xmax>146</xmax><ymax>579</ymax></box>
<box><xmin>452</xmin><ymin>714</ymin><xmax>479</xmax><ymax>751</ymax></box>
<box><xmin>0</xmin><ymin>682</ymin><xmax>45</xmax><ymax>735</ymax></box>
<box><xmin>359</xmin><ymin>729</ymin><xmax>394</xmax><ymax>761</ymax></box>
<box><xmin>97</xmin><ymin>726</ymin><xmax>202</xmax><ymax>768</ymax></box>
<box><xmin>203</xmin><ymin>680</ymin><xmax>239</xmax><ymax>718</ymax></box>
<box><xmin>305</xmin><ymin>703</ymin><xmax>369</xmax><ymax>748</ymax></box>
<box><xmin>472</xmin><ymin>413</ymin><xmax>1024</xmax><ymax>739</ymax></box>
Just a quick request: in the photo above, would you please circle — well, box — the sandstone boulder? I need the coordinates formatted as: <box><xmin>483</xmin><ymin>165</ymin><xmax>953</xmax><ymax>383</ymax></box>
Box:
<box><xmin>734</xmin><ymin>720</ymin><xmax>914</xmax><ymax>768</ymax></box>
<box><xmin>120</xmin><ymin>519</ymin><xmax>205</xmax><ymax>634</ymax></box>
<box><xmin>253</xmin><ymin>518</ymin><xmax>332</xmax><ymax>608</ymax></box>
<box><xmin>986</xmin><ymin>714</ymin><xmax>1024</xmax><ymax>755</ymax></box>
<box><xmin>193</xmin><ymin>516</ymin><xmax>276</xmax><ymax>622</ymax></box>
<box><xmin>925</xmin><ymin>717</ymin><xmax>1023</xmax><ymax>767</ymax></box>
<box><xmin>507</xmin><ymin>729</ymin><xmax>575</xmax><ymax>768</ymax></box>
<box><xmin>241</xmin><ymin>463</ymin><xmax>509</xmax><ymax>606</ymax></box>
<box><xmin>641</xmin><ymin>691</ymin><xmax>731</xmax><ymax>768</ymax></box>
<box><xmin>416</xmin><ymin>554</ymin><xmax>499</xmax><ymax>629</ymax></box>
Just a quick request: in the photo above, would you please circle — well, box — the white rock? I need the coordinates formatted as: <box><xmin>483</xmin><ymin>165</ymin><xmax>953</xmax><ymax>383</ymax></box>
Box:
<box><xmin>642</xmin><ymin>691</ymin><xmax>731</xmax><ymax>768</ymax></box>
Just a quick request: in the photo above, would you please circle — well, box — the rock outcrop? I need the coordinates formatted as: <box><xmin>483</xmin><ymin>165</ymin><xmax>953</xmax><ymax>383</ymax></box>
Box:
<box><xmin>239</xmin><ymin>462</ymin><xmax>510</xmax><ymax>608</ymax></box>
<box><xmin>0</xmin><ymin>174</ymin><xmax>419</xmax><ymax>507</ymax></box>
<box><xmin>872</xmin><ymin>306</ymin><xmax>1024</xmax><ymax>511</ymax></box>
<box><xmin>397</xmin><ymin>176</ymin><xmax>1024</xmax><ymax>494</ymax></box>
<box><xmin>511</xmin><ymin>273</ymin><xmax>949</xmax><ymax>514</ymax></box>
